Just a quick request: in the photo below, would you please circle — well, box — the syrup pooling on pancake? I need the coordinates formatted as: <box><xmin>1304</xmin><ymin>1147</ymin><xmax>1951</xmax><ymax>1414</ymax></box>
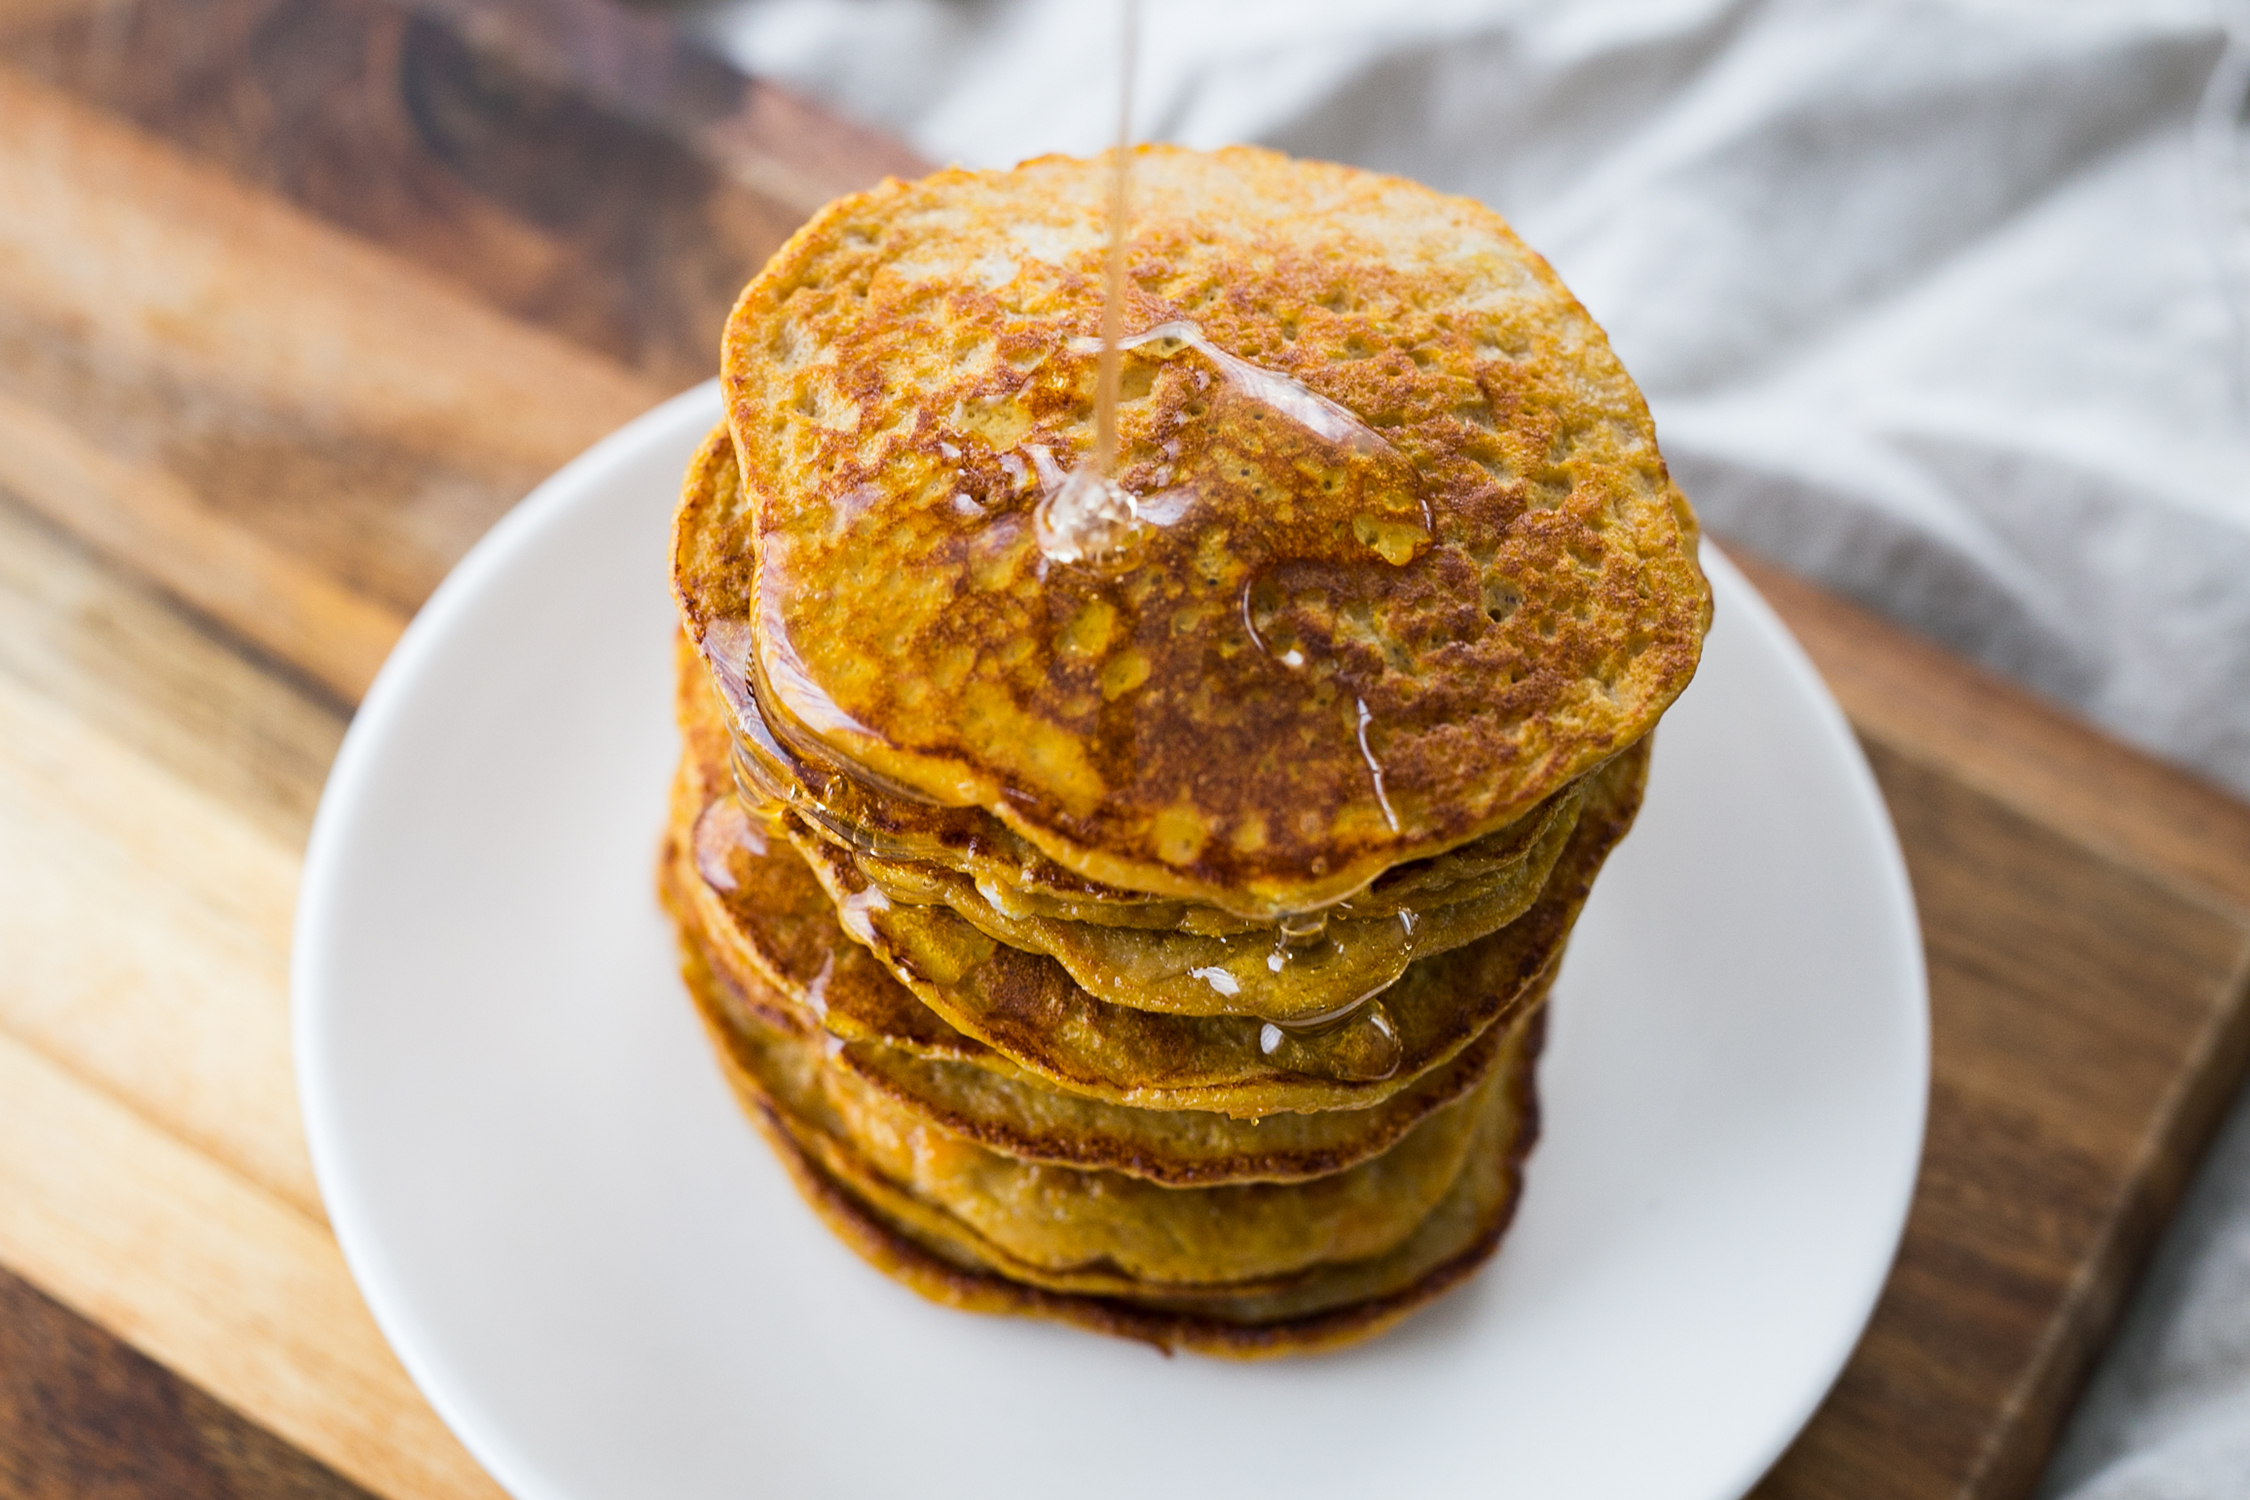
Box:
<box><xmin>1032</xmin><ymin>320</ymin><xmax>1430</xmax><ymax>585</ymax></box>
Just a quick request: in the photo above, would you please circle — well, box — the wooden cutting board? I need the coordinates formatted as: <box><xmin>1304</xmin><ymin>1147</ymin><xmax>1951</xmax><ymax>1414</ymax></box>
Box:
<box><xmin>1</xmin><ymin>0</ymin><xmax>2246</xmax><ymax>1495</ymax></box>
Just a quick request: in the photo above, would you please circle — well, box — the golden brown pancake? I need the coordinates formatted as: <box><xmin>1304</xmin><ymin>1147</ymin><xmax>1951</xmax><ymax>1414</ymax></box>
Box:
<box><xmin>675</xmin><ymin>918</ymin><xmax>1546</xmax><ymax>1356</ymax></box>
<box><xmin>674</xmin><ymin>146</ymin><xmax>1709</xmax><ymax>918</ymax></box>
<box><xmin>692</xmin><ymin>424</ymin><xmax>1588</xmax><ymax>937</ymax></box>
<box><xmin>685</xmin><ymin>933</ymin><xmax>1502</xmax><ymax>1288</ymax></box>
<box><xmin>672</xmin><ymin>627</ymin><xmax>1647</xmax><ymax>1115</ymax></box>
<box><xmin>665</xmin><ymin>838</ymin><xmax>1536</xmax><ymax>1187</ymax></box>
<box><xmin>836</xmin><ymin>790</ymin><xmax>1580</xmax><ymax>1022</ymax></box>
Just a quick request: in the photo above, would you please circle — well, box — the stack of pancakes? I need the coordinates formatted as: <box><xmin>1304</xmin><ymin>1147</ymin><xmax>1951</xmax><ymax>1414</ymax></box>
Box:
<box><xmin>660</xmin><ymin>147</ymin><xmax>1710</xmax><ymax>1356</ymax></box>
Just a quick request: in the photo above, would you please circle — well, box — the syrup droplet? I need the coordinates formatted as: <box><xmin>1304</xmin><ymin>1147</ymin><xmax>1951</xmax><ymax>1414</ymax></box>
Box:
<box><xmin>803</xmin><ymin>952</ymin><xmax>835</xmax><ymax>1020</ymax></box>
<box><xmin>1255</xmin><ymin>998</ymin><xmax>1403</xmax><ymax>1082</ymax></box>
<box><xmin>1034</xmin><ymin>462</ymin><xmax>1142</xmax><ymax>566</ymax></box>
<box><xmin>1261</xmin><ymin>908</ymin><xmax>1336</xmax><ymax>974</ymax></box>
<box><xmin>691</xmin><ymin>795</ymin><xmax>763</xmax><ymax>892</ymax></box>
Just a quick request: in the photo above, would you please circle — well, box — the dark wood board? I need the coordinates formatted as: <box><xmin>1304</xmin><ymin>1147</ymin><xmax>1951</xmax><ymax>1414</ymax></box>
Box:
<box><xmin>1</xmin><ymin>0</ymin><xmax>2247</xmax><ymax>1494</ymax></box>
<box><xmin>1738</xmin><ymin>559</ymin><xmax>2250</xmax><ymax>1499</ymax></box>
<box><xmin>0</xmin><ymin>1265</ymin><xmax>373</xmax><ymax>1500</ymax></box>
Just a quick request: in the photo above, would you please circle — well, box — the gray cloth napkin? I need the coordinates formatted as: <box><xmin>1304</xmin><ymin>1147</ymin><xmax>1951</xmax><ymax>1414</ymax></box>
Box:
<box><xmin>702</xmin><ymin>2</ymin><xmax>2250</xmax><ymax>1492</ymax></box>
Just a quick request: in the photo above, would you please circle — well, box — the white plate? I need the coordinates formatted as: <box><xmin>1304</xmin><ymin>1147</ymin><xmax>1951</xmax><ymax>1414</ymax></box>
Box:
<box><xmin>295</xmin><ymin>383</ymin><xmax>1926</xmax><ymax>1500</ymax></box>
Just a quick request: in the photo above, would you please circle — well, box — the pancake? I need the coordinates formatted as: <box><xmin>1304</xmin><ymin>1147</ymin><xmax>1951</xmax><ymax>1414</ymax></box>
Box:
<box><xmin>692</xmin><ymin>423</ymin><xmax>1586</xmax><ymax>936</ymax></box>
<box><xmin>683</xmin><ymin>931</ymin><xmax>1501</xmax><ymax>1287</ymax></box>
<box><xmin>677</xmin><ymin>918</ymin><xmax>1546</xmax><ymax>1356</ymax></box>
<box><xmin>674</xmin><ymin>626</ymin><xmax>1647</xmax><ymax>1114</ymax></box>
<box><xmin>660</xmin><ymin>143</ymin><xmax>1711</xmax><ymax>1355</ymax></box>
<box><xmin>778</xmin><ymin>741</ymin><xmax>1643</xmax><ymax>1116</ymax></box>
<box><xmin>830</xmin><ymin>1006</ymin><xmax>1525</xmax><ymax>1187</ymax></box>
<box><xmin>837</xmin><ymin>785</ymin><xmax>1581</xmax><ymax>1021</ymax></box>
<box><xmin>666</xmin><ymin>840</ymin><xmax>1531</xmax><ymax>1187</ymax></box>
<box><xmin>674</xmin><ymin>145</ymin><xmax>1710</xmax><ymax>919</ymax></box>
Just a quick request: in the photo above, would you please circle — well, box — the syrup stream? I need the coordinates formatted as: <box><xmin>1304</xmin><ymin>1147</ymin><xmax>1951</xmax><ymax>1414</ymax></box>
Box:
<box><xmin>1091</xmin><ymin>0</ymin><xmax>1138</xmax><ymax>481</ymax></box>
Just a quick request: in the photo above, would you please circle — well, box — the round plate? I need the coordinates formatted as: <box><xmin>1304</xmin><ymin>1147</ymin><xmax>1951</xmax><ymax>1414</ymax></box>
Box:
<box><xmin>295</xmin><ymin>383</ymin><xmax>1926</xmax><ymax>1500</ymax></box>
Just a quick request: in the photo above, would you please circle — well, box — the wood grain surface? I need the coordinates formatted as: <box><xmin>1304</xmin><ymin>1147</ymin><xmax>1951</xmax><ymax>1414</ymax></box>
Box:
<box><xmin>0</xmin><ymin>1264</ymin><xmax>373</xmax><ymax>1500</ymax></box>
<box><xmin>0</xmin><ymin>0</ymin><xmax>2245</xmax><ymax>1496</ymax></box>
<box><xmin>1738</xmin><ymin>559</ymin><xmax>2250</xmax><ymax>1499</ymax></box>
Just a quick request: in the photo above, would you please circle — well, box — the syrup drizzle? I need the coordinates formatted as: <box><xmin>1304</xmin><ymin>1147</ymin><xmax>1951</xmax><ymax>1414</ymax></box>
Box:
<box><xmin>1083</xmin><ymin>323</ymin><xmax>1402</xmax><ymax>459</ymax></box>
<box><xmin>1354</xmin><ymin>696</ymin><xmax>1401</xmax><ymax>832</ymax></box>
<box><xmin>1034</xmin><ymin>0</ymin><xmax>1142</xmax><ymax>568</ymax></box>
<box><xmin>1092</xmin><ymin>0</ymin><xmax>1138</xmax><ymax>481</ymax></box>
<box><xmin>691</xmin><ymin>795</ymin><xmax>761</xmax><ymax>893</ymax></box>
<box><xmin>1257</xmin><ymin>1000</ymin><xmax>1402</xmax><ymax>1083</ymax></box>
<box><xmin>1034</xmin><ymin>318</ymin><xmax>1419</xmax><ymax>570</ymax></box>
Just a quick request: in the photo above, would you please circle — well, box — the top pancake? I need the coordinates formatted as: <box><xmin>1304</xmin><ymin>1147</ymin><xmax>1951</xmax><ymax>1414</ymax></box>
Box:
<box><xmin>679</xmin><ymin>144</ymin><xmax>1708</xmax><ymax>917</ymax></box>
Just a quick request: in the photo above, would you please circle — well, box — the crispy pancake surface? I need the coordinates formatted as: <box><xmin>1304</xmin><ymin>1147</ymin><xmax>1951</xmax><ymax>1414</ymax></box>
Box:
<box><xmin>676</xmin><ymin>146</ymin><xmax>1709</xmax><ymax>916</ymax></box>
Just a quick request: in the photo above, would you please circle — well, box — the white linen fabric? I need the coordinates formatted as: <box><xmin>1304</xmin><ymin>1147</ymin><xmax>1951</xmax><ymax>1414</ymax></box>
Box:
<box><xmin>700</xmin><ymin>2</ymin><xmax>2250</xmax><ymax>1493</ymax></box>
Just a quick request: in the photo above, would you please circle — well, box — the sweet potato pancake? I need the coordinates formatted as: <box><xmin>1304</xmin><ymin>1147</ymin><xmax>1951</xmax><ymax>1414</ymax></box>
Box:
<box><xmin>674</xmin><ymin>145</ymin><xmax>1708</xmax><ymax>918</ymax></box>
<box><xmin>659</xmin><ymin>144</ymin><xmax>1707</xmax><ymax>1355</ymax></box>
<box><xmin>677</xmin><ymin>922</ymin><xmax>1547</xmax><ymax>1359</ymax></box>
